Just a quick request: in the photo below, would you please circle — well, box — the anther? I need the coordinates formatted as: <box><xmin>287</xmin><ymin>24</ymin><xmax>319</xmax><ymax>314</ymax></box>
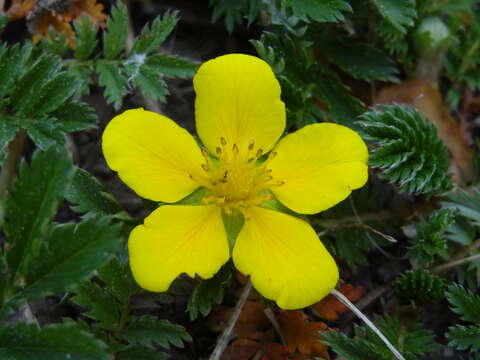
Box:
<box><xmin>189</xmin><ymin>174</ymin><xmax>194</xmax><ymax>180</ymax></box>
<box><xmin>201</xmin><ymin>148</ymin><xmax>209</xmax><ymax>157</ymax></box>
<box><xmin>201</xmin><ymin>164</ymin><xmax>209</xmax><ymax>172</ymax></box>
<box><xmin>268</xmin><ymin>151</ymin><xmax>277</xmax><ymax>160</ymax></box>
<box><xmin>248</xmin><ymin>139</ymin><xmax>255</xmax><ymax>150</ymax></box>
<box><xmin>232</xmin><ymin>143</ymin><xmax>239</xmax><ymax>154</ymax></box>
<box><xmin>256</xmin><ymin>149</ymin><xmax>263</xmax><ymax>158</ymax></box>
<box><xmin>216</xmin><ymin>147</ymin><xmax>222</xmax><ymax>156</ymax></box>
<box><xmin>220</xmin><ymin>137</ymin><xmax>227</xmax><ymax>146</ymax></box>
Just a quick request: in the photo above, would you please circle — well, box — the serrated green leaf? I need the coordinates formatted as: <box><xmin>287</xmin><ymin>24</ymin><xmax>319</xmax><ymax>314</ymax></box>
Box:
<box><xmin>131</xmin><ymin>64</ymin><xmax>168</xmax><ymax>103</ymax></box>
<box><xmin>66</xmin><ymin>168</ymin><xmax>124</xmax><ymax>219</ymax></box>
<box><xmin>0</xmin><ymin>43</ymin><xmax>33</xmax><ymax>101</ymax></box>
<box><xmin>145</xmin><ymin>54</ymin><xmax>197</xmax><ymax>79</ymax></box>
<box><xmin>315</xmin><ymin>66</ymin><xmax>364</xmax><ymax>124</ymax></box>
<box><xmin>52</xmin><ymin>102</ymin><xmax>97</xmax><ymax>132</ymax></box>
<box><xmin>442</xmin><ymin>188</ymin><xmax>480</xmax><ymax>228</ymax></box>
<box><xmin>39</xmin><ymin>32</ymin><xmax>70</xmax><ymax>57</ymax></box>
<box><xmin>320</xmin><ymin>36</ymin><xmax>398</xmax><ymax>82</ymax></box>
<box><xmin>103</xmin><ymin>1</ymin><xmax>128</xmax><ymax>59</ymax></box>
<box><xmin>75</xmin><ymin>16</ymin><xmax>98</xmax><ymax>61</ymax></box>
<box><xmin>0</xmin><ymin>119</ymin><xmax>19</xmax><ymax>166</ymax></box>
<box><xmin>97</xmin><ymin>258</ymin><xmax>139</xmax><ymax>305</ymax></box>
<box><xmin>18</xmin><ymin>217</ymin><xmax>121</xmax><ymax>301</ymax></box>
<box><xmin>187</xmin><ymin>263</ymin><xmax>232</xmax><ymax>320</ymax></box>
<box><xmin>0</xmin><ymin>320</ymin><xmax>111</xmax><ymax>360</ymax></box>
<box><xmin>289</xmin><ymin>0</ymin><xmax>352</xmax><ymax>23</ymax></box>
<box><xmin>323</xmin><ymin>316</ymin><xmax>439</xmax><ymax>360</ymax></box>
<box><xmin>70</xmin><ymin>66</ymin><xmax>93</xmax><ymax>96</ymax></box>
<box><xmin>446</xmin><ymin>284</ymin><xmax>480</xmax><ymax>323</ymax></box>
<box><xmin>408</xmin><ymin>209</ymin><xmax>455</xmax><ymax>264</ymax></box>
<box><xmin>117</xmin><ymin>346</ymin><xmax>166</xmax><ymax>360</ymax></box>
<box><xmin>11</xmin><ymin>54</ymin><xmax>62</xmax><ymax>116</ymax></box>
<box><xmin>124</xmin><ymin>316</ymin><xmax>191</xmax><ymax>349</ymax></box>
<box><xmin>371</xmin><ymin>0</ymin><xmax>416</xmax><ymax>33</ymax></box>
<box><xmin>21</xmin><ymin>117</ymin><xmax>65</xmax><ymax>149</ymax></box>
<box><xmin>447</xmin><ymin>325</ymin><xmax>480</xmax><ymax>352</ymax></box>
<box><xmin>322</xmin><ymin>330</ymin><xmax>372</xmax><ymax>360</ymax></box>
<box><xmin>4</xmin><ymin>146</ymin><xmax>75</xmax><ymax>279</ymax></box>
<box><xmin>130</xmin><ymin>11</ymin><xmax>178</xmax><ymax>55</ymax></box>
<box><xmin>72</xmin><ymin>281</ymin><xmax>120</xmax><ymax>331</ymax></box>
<box><xmin>33</xmin><ymin>73</ymin><xmax>78</xmax><ymax>116</ymax></box>
<box><xmin>97</xmin><ymin>63</ymin><xmax>127</xmax><ymax>108</ymax></box>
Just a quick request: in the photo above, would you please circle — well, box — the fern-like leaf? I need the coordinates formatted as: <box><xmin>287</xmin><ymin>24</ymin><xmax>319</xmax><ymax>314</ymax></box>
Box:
<box><xmin>360</xmin><ymin>104</ymin><xmax>452</xmax><ymax>196</ymax></box>
<box><xmin>393</xmin><ymin>269</ymin><xmax>445</xmax><ymax>305</ymax></box>
<box><xmin>408</xmin><ymin>209</ymin><xmax>455</xmax><ymax>264</ymax></box>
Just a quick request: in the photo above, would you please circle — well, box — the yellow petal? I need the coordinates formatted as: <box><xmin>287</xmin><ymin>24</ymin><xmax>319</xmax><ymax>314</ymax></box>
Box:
<box><xmin>194</xmin><ymin>54</ymin><xmax>285</xmax><ymax>157</ymax></box>
<box><xmin>269</xmin><ymin>123</ymin><xmax>368</xmax><ymax>214</ymax></box>
<box><xmin>129</xmin><ymin>205</ymin><xmax>229</xmax><ymax>292</ymax></box>
<box><xmin>232</xmin><ymin>207</ymin><xmax>338</xmax><ymax>309</ymax></box>
<box><xmin>102</xmin><ymin>108</ymin><xmax>206</xmax><ymax>203</ymax></box>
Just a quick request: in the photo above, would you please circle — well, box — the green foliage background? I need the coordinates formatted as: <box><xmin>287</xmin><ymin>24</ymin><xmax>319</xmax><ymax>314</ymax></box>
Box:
<box><xmin>0</xmin><ymin>0</ymin><xmax>480</xmax><ymax>359</ymax></box>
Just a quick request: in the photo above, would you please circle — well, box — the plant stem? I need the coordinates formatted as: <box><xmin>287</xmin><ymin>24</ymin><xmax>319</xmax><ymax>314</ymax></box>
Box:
<box><xmin>0</xmin><ymin>130</ymin><xmax>26</xmax><ymax>224</ymax></box>
<box><xmin>209</xmin><ymin>280</ymin><xmax>252</xmax><ymax>360</ymax></box>
<box><xmin>330</xmin><ymin>289</ymin><xmax>406</xmax><ymax>360</ymax></box>
<box><xmin>432</xmin><ymin>253</ymin><xmax>480</xmax><ymax>273</ymax></box>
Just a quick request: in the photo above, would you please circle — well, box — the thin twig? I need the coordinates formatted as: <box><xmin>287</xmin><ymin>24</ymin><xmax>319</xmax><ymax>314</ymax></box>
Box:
<box><xmin>330</xmin><ymin>289</ymin><xmax>406</xmax><ymax>360</ymax></box>
<box><xmin>264</xmin><ymin>307</ymin><xmax>285</xmax><ymax>344</ymax></box>
<box><xmin>432</xmin><ymin>253</ymin><xmax>480</xmax><ymax>273</ymax></box>
<box><xmin>209</xmin><ymin>281</ymin><xmax>252</xmax><ymax>360</ymax></box>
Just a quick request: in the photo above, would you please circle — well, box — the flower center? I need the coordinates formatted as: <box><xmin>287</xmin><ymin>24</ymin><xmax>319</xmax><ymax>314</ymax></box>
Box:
<box><xmin>195</xmin><ymin>137</ymin><xmax>284</xmax><ymax>218</ymax></box>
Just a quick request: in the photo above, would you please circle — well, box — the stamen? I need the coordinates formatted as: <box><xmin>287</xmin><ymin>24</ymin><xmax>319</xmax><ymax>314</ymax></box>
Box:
<box><xmin>201</xmin><ymin>164</ymin><xmax>209</xmax><ymax>172</ymax></box>
<box><xmin>216</xmin><ymin>147</ymin><xmax>222</xmax><ymax>156</ymax></box>
<box><xmin>201</xmin><ymin>148</ymin><xmax>209</xmax><ymax>157</ymax></box>
<box><xmin>221</xmin><ymin>137</ymin><xmax>227</xmax><ymax>146</ymax></box>
<box><xmin>232</xmin><ymin>143</ymin><xmax>239</xmax><ymax>154</ymax></box>
<box><xmin>256</xmin><ymin>149</ymin><xmax>263</xmax><ymax>158</ymax></box>
<box><xmin>268</xmin><ymin>151</ymin><xmax>277</xmax><ymax>160</ymax></box>
<box><xmin>248</xmin><ymin>139</ymin><xmax>255</xmax><ymax>150</ymax></box>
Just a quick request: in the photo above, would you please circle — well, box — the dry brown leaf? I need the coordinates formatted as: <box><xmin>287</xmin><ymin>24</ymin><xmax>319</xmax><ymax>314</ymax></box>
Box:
<box><xmin>278</xmin><ymin>310</ymin><xmax>330</xmax><ymax>359</ymax></box>
<box><xmin>31</xmin><ymin>0</ymin><xmax>106</xmax><ymax>46</ymax></box>
<box><xmin>63</xmin><ymin>0</ymin><xmax>106</xmax><ymax>27</ymax></box>
<box><xmin>210</xmin><ymin>301</ymin><xmax>271</xmax><ymax>340</ymax></box>
<box><xmin>32</xmin><ymin>11</ymin><xmax>74</xmax><ymax>45</ymax></box>
<box><xmin>222</xmin><ymin>339</ymin><xmax>289</xmax><ymax>360</ymax></box>
<box><xmin>312</xmin><ymin>284</ymin><xmax>363</xmax><ymax>321</ymax></box>
<box><xmin>222</xmin><ymin>339</ymin><xmax>259</xmax><ymax>360</ymax></box>
<box><xmin>375</xmin><ymin>79</ymin><xmax>474</xmax><ymax>182</ymax></box>
<box><xmin>2</xmin><ymin>0</ymin><xmax>36</xmax><ymax>21</ymax></box>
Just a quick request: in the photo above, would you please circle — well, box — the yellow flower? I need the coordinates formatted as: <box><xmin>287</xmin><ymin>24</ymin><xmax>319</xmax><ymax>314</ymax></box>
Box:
<box><xmin>102</xmin><ymin>54</ymin><xmax>368</xmax><ymax>309</ymax></box>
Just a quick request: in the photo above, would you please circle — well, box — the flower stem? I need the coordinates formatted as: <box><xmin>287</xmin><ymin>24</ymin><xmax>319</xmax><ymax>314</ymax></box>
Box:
<box><xmin>209</xmin><ymin>280</ymin><xmax>252</xmax><ymax>360</ymax></box>
<box><xmin>330</xmin><ymin>289</ymin><xmax>406</xmax><ymax>360</ymax></box>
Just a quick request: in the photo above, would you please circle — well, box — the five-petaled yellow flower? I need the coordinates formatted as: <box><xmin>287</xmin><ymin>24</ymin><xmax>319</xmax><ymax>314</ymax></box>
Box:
<box><xmin>102</xmin><ymin>54</ymin><xmax>368</xmax><ymax>309</ymax></box>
